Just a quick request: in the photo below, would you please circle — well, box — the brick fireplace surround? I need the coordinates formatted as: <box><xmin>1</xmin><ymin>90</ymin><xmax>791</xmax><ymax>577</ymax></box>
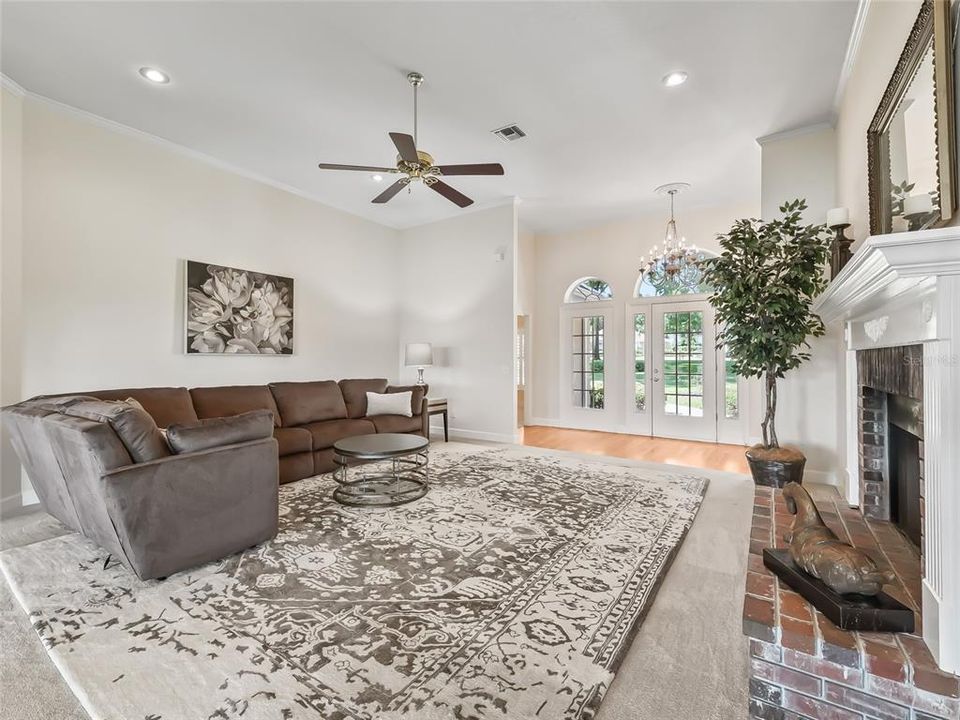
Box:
<box><xmin>743</xmin><ymin>486</ymin><xmax>959</xmax><ymax>719</ymax></box>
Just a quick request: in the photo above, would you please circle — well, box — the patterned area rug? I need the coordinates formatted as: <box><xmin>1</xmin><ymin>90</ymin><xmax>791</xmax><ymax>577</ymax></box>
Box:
<box><xmin>1</xmin><ymin>446</ymin><xmax>707</xmax><ymax>720</ymax></box>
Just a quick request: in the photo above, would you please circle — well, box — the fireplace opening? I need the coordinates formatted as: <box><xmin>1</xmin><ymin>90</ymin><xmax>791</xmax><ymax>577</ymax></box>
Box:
<box><xmin>888</xmin><ymin>393</ymin><xmax>923</xmax><ymax>549</ymax></box>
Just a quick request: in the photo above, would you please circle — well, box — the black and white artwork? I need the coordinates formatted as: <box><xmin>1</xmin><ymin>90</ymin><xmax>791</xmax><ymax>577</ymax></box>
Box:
<box><xmin>185</xmin><ymin>260</ymin><xmax>294</xmax><ymax>354</ymax></box>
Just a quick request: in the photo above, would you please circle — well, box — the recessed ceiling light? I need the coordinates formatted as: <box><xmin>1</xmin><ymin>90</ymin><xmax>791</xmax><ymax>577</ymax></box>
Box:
<box><xmin>662</xmin><ymin>71</ymin><xmax>688</xmax><ymax>88</ymax></box>
<box><xmin>371</xmin><ymin>174</ymin><xmax>384</xmax><ymax>183</ymax></box>
<box><xmin>138</xmin><ymin>67</ymin><xmax>170</xmax><ymax>84</ymax></box>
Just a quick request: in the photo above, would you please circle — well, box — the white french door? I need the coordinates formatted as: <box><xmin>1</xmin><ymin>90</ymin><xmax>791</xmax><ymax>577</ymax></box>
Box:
<box><xmin>561</xmin><ymin>297</ymin><xmax>745</xmax><ymax>443</ymax></box>
<box><xmin>651</xmin><ymin>301</ymin><xmax>717</xmax><ymax>441</ymax></box>
<box><xmin>560</xmin><ymin>304</ymin><xmax>615</xmax><ymax>427</ymax></box>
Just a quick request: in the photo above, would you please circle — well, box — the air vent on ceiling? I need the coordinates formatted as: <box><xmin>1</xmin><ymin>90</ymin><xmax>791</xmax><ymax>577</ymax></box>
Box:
<box><xmin>492</xmin><ymin>124</ymin><xmax>526</xmax><ymax>142</ymax></box>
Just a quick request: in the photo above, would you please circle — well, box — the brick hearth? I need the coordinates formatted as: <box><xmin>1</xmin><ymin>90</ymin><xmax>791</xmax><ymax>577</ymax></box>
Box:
<box><xmin>743</xmin><ymin>486</ymin><xmax>959</xmax><ymax>719</ymax></box>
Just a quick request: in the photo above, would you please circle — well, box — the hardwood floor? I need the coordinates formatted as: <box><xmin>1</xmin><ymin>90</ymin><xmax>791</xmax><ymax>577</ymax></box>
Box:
<box><xmin>521</xmin><ymin>425</ymin><xmax>750</xmax><ymax>475</ymax></box>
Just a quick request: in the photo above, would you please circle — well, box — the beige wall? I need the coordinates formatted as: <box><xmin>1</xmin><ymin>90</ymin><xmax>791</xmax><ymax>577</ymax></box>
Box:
<box><xmin>836</xmin><ymin>0</ymin><xmax>923</xmax><ymax>246</ymax></box>
<box><xmin>761</xmin><ymin>126</ymin><xmax>837</xmax><ymax>224</ymax></box>
<box><xmin>3</xmin><ymin>95</ymin><xmax>406</xmax><ymax>513</ymax></box>
<box><xmin>398</xmin><ymin>203</ymin><xmax>519</xmax><ymax>442</ymax></box>
<box><xmin>528</xmin><ymin>202</ymin><xmax>757</xmax><ymax>424</ymax></box>
<box><xmin>1</xmin><ymin>86</ymin><xmax>25</xmax><ymax>508</ymax></box>
<box><xmin>758</xmin><ymin>125</ymin><xmax>842</xmax><ymax>486</ymax></box>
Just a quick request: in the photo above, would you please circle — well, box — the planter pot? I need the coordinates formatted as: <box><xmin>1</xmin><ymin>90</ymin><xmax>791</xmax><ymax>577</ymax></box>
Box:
<box><xmin>745</xmin><ymin>445</ymin><xmax>806</xmax><ymax>488</ymax></box>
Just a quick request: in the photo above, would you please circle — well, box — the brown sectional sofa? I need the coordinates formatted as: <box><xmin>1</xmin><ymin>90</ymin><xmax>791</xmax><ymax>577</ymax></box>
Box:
<box><xmin>1</xmin><ymin>378</ymin><xmax>429</xmax><ymax>580</ymax></box>
<box><xmin>73</xmin><ymin>378</ymin><xmax>428</xmax><ymax>484</ymax></box>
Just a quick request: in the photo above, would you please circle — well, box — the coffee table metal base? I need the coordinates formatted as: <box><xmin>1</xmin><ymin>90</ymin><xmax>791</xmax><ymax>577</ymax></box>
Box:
<box><xmin>333</xmin><ymin>451</ymin><xmax>429</xmax><ymax>507</ymax></box>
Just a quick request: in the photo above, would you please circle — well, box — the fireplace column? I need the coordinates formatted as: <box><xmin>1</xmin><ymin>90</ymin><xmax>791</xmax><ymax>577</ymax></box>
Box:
<box><xmin>920</xmin><ymin>275</ymin><xmax>960</xmax><ymax>670</ymax></box>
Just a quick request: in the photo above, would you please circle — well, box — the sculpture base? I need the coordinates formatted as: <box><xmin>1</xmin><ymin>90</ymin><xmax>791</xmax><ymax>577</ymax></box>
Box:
<box><xmin>762</xmin><ymin>549</ymin><xmax>915</xmax><ymax>633</ymax></box>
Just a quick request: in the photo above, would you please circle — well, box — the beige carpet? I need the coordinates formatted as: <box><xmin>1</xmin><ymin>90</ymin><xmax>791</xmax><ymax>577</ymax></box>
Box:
<box><xmin>0</xmin><ymin>441</ymin><xmax>753</xmax><ymax>719</ymax></box>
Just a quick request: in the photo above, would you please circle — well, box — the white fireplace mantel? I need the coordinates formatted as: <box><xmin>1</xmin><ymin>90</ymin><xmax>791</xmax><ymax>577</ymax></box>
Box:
<box><xmin>813</xmin><ymin>227</ymin><xmax>960</xmax><ymax>674</ymax></box>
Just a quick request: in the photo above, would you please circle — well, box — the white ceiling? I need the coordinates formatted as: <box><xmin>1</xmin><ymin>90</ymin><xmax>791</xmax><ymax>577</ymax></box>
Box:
<box><xmin>1</xmin><ymin>1</ymin><xmax>858</xmax><ymax>233</ymax></box>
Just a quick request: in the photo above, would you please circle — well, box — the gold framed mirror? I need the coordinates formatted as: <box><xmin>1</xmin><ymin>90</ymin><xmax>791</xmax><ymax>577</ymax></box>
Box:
<box><xmin>868</xmin><ymin>0</ymin><xmax>956</xmax><ymax>235</ymax></box>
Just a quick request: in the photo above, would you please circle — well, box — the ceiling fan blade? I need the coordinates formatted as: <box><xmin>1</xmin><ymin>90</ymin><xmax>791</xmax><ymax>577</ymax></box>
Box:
<box><xmin>434</xmin><ymin>163</ymin><xmax>505</xmax><ymax>176</ymax></box>
<box><xmin>372</xmin><ymin>178</ymin><xmax>409</xmax><ymax>204</ymax></box>
<box><xmin>389</xmin><ymin>132</ymin><xmax>419</xmax><ymax>164</ymax></box>
<box><xmin>318</xmin><ymin>163</ymin><xmax>398</xmax><ymax>172</ymax></box>
<box><xmin>429</xmin><ymin>180</ymin><xmax>473</xmax><ymax>208</ymax></box>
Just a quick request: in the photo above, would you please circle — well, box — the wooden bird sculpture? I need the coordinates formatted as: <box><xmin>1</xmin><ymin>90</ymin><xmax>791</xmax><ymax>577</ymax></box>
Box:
<box><xmin>783</xmin><ymin>482</ymin><xmax>896</xmax><ymax>596</ymax></box>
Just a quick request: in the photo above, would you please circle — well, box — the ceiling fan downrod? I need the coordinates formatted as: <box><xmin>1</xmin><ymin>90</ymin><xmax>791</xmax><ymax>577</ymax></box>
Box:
<box><xmin>407</xmin><ymin>72</ymin><xmax>424</xmax><ymax>148</ymax></box>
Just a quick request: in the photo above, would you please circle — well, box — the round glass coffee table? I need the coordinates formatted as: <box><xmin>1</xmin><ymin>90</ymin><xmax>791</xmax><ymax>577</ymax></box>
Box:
<box><xmin>332</xmin><ymin>433</ymin><xmax>429</xmax><ymax>507</ymax></box>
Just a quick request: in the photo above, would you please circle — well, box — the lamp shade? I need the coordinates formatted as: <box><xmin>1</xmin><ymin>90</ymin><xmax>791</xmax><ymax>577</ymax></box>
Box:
<box><xmin>404</xmin><ymin>342</ymin><xmax>434</xmax><ymax>367</ymax></box>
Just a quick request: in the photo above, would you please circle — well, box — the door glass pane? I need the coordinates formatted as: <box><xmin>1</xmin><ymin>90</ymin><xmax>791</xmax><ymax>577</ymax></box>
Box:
<box><xmin>571</xmin><ymin>315</ymin><xmax>604</xmax><ymax>409</ymax></box>
<box><xmin>634</xmin><ymin>313</ymin><xmax>646</xmax><ymax>412</ymax></box>
<box><xmin>662</xmin><ymin>310</ymin><xmax>703</xmax><ymax>417</ymax></box>
<box><xmin>725</xmin><ymin>355</ymin><xmax>739</xmax><ymax>419</ymax></box>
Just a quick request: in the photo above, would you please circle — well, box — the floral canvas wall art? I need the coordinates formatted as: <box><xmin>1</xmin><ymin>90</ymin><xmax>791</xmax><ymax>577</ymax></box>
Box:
<box><xmin>185</xmin><ymin>261</ymin><xmax>294</xmax><ymax>354</ymax></box>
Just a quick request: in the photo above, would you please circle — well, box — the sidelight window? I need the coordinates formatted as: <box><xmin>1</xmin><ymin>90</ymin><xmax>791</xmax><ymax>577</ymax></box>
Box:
<box><xmin>634</xmin><ymin>313</ymin><xmax>646</xmax><ymax>412</ymax></box>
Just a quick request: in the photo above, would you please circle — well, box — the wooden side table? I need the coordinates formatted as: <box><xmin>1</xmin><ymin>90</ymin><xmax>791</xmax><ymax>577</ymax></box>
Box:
<box><xmin>427</xmin><ymin>397</ymin><xmax>448</xmax><ymax>442</ymax></box>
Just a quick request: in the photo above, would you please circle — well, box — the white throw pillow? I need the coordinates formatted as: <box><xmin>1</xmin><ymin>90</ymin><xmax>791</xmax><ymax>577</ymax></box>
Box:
<box><xmin>366</xmin><ymin>391</ymin><xmax>413</xmax><ymax>417</ymax></box>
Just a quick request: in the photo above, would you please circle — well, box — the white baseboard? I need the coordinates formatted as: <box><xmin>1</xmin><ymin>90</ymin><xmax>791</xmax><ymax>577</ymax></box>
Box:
<box><xmin>428</xmin><ymin>423</ymin><xmax>515</xmax><ymax>445</ymax></box>
<box><xmin>526</xmin><ymin>416</ymin><xmax>635</xmax><ymax>435</ymax></box>
<box><xmin>802</xmin><ymin>469</ymin><xmax>839</xmax><ymax>488</ymax></box>
<box><xmin>526</xmin><ymin>416</ymin><xmax>747</xmax><ymax>445</ymax></box>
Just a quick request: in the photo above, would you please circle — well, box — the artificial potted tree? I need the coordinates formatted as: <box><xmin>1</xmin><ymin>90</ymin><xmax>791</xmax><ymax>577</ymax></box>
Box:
<box><xmin>703</xmin><ymin>199</ymin><xmax>832</xmax><ymax>487</ymax></box>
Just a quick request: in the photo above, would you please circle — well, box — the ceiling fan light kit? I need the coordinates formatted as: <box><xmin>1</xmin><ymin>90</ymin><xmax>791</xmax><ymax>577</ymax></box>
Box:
<box><xmin>317</xmin><ymin>72</ymin><xmax>505</xmax><ymax>208</ymax></box>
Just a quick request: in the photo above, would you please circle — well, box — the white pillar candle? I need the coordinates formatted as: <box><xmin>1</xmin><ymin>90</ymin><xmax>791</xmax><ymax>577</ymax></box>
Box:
<box><xmin>903</xmin><ymin>193</ymin><xmax>934</xmax><ymax>216</ymax></box>
<box><xmin>826</xmin><ymin>207</ymin><xmax>850</xmax><ymax>227</ymax></box>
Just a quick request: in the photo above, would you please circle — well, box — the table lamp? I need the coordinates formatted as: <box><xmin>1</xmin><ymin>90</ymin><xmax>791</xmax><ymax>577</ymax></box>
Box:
<box><xmin>404</xmin><ymin>343</ymin><xmax>433</xmax><ymax>385</ymax></box>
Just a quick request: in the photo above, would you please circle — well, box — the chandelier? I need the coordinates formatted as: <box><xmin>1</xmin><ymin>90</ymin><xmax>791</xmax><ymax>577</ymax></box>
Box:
<box><xmin>640</xmin><ymin>183</ymin><xmax>706</xmax><ymax>294</ymax></box>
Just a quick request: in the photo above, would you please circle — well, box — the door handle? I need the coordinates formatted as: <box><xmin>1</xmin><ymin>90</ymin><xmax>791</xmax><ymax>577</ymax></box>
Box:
<box><xmin>653</xmin><ymin>368</ymin><xmax>661</xmax><ymax>383</ymax></box>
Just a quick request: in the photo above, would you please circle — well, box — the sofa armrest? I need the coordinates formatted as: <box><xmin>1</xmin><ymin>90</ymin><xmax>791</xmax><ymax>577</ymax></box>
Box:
<box><xmin>100</xmin><ymin>437</ymin><xmax>278</xmax><ymax>579</ymax></box>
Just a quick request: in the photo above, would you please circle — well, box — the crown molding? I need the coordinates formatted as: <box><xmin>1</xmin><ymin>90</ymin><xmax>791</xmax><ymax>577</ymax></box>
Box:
<box><xmin>7</xmin><ymin>82</ymin><xmax>517</xmax><ymax>234</ymax></box>
<box><xmin>756</xmin><ymin>121</ymin><xmax>834</xmax><ymax>147</ymax></box>
<box><xmin>1</xmin><ymin>73</ymin><xmax>26</xmax><ymax>97</ymax></box>
<box><xmin>19</xmin><ymin>82</ymin><xmax>512</xmax><ymax>234</ymax></box>
<box><xmin>22</xmin><ymin>89</ymin><xmax>395</xmax><ymax>226</ymax></box>
<box><xmin>833</xmin><ymin>0</ymin><xmax>871</xmax><ymax>116</ymax></box>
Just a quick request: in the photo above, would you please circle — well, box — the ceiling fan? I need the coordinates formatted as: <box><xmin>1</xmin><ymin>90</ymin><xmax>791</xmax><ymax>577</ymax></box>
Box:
<box><xmin>317</xmin><ymin>72</ymin><xmax>504</xmax><ymax>208</ymax></box>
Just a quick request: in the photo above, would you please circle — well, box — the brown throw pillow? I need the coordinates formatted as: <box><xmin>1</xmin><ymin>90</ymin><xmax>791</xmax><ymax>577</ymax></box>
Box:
<box><xmin>62</xmin><ymin>399</ymin><xmax>171</xmax><ymax>463</ymax></box>
<box><xmin>166</xmin><ymin>409</ymin><xmax>274</xmax><ymax>455</ymax></box>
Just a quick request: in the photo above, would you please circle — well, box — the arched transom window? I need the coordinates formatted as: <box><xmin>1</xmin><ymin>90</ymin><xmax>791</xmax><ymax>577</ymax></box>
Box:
<box><xmin>565</xmin><ymin>277</ymin><xmax>613</xmax><ymax>303</ymax></box>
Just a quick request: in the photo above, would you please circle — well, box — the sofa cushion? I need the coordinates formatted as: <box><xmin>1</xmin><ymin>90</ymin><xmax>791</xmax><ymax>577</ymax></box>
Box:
<box><xmin>313</xmin><ymin>448</ymin><xmax>336</xmax><ymax>475</ymax></box>
<box><xmin>339</xmin><ymin>379</ymin><xmax>388</xmax><ymax>418</ymax></box>
<box><xmin>62</xmin><ymin>400</ymin><xmax>171</xmax><ymax>463</ymax></box>
<box><xmin>166</xmin><ymin>410</ymin><xmax>275</xmax><ymax>455</ymax></box>
<box><xmin>273</xmin><ymin>427</ymin><xmax>313</xmax><ymax>456</ymax></box>
<box><xmin>190</xmin><ymin>385</ymin><xmax>280</xmax><ymax>427</ymax></box>
<box><xmin>280</xmin><ymin>453</ymin><xmax>315</xmax><ymax>485</ymax></box>
<box><xmin>387</xmin><ymin>385</ymin><xmax>427</xmax><ymax>415</ymax></box>
<box><xmin>304</xmin><ymin>418</ymin><xmax>375</xmax><ymax>449</ymax></box>
<box><xmin>269</xmin><ymin>381</ymin><xmax>347</xmax><ymax>426</ymax></box>
<box><xmin>369</xmin><ymin>414</ymin><xmax>423</xmax><ymax>434</ymax></box>
<box><xmin>84</xmin><ymin>387</ymin><xmax>198</xmax><ymax>428</ymax></box>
